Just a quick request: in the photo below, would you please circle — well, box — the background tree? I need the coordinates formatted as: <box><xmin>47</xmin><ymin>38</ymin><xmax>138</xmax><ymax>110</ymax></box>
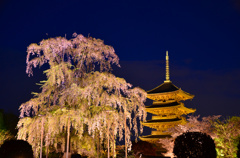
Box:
<box><xmin>18</xmin><ymin>33</ymin><xmax>146</xmax><ymax>157</ymax></box>
<box><xmin>173</xmin><ymin>132</ymin><xmax>216</xmax><ymax>158</ymax></box>
<box><xmin>0</xmin><ymin>130</ymin><xmax>12</xmax><ymax>146</ymax></box>
<box><xmin>237</xmin><ymin>138</ymin><xmax>240</xmax><ymax>158</ymax></box>
<box><xmin>0</xmin><ymin>110</ymin><xmax>15</xmax><ymax>146</ymax></box>
<box><xmin>213</xmin><ymin>116</ymin><xmax>240</xmax><ymax>158</ymax></box>
<box><xmin>0</xmin><ymin>110</ymin><xmax>4</xmax><ymax>129</ymax></box>
<box><xmin>3</xmin><ymin>112</ymin><xmax>19</xmax><ymax>136</ymax></box>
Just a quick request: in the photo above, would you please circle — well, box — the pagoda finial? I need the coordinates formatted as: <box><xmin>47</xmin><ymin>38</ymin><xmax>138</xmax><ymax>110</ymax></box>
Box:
<box><xmin>164</xmin><ymin>51</ymin><xmax>170</xmax><ymax>82</ymax></box>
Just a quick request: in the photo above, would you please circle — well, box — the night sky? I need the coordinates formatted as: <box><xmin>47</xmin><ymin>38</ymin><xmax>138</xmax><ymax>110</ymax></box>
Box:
<box><xmin>1</xmin><ymin>0</ymin><xmax>240</xmax><ymax>121</ymax></box>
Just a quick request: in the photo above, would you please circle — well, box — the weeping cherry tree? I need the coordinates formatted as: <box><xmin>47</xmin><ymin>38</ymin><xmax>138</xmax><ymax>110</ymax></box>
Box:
<box><xmin>17</xmin><ymin>33</ymin><xmax>146</xmax><ymax>158</ymax></box>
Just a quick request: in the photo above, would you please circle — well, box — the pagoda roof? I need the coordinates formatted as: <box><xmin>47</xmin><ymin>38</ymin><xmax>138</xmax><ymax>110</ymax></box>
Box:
<box><xmin>147</xmin><ymin>82</ymin><xmax>194</xmax><ymax>101</ymax></box>
<box><xmin>147</xmin><ymin>81</ymin><xmax>179</xmax><ymax>94</ymax></box>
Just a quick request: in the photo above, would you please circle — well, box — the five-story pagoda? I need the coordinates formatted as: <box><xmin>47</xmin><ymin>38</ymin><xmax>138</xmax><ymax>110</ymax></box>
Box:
<box><xmin>140</xmin><ymin>51</ymin><xmax>196</xmax><ymax>142</ymax></box>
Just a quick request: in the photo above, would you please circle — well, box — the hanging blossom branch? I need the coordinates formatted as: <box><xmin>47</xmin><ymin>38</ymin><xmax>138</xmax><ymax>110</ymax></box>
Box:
<box><xmin>20</xmin><ymin>33</ymin><xmax>120</xmax><ymax>117</ymax></box>
<box><xmin>26</xmin><ymin>34</ymin><xmax>119</xmax><ymax>77</ymax></box>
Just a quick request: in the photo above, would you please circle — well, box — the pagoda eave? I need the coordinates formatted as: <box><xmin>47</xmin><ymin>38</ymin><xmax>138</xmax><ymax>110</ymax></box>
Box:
<box><xmin>179</xmin><ymin>106</ymin><xmax>196</xmax><ymax>114</ymax></box>
<box><xmin>141</xmin><ymin>120</ymin><xmax>185</xmax><ymax>126</ymax></box>
<box><xmin>139</xmin><ymin>137</ymin><xmax>161</xmax><ymax>143</ymax></box>
<box><xmin>147</xmin><ymin>89</ymin><xmax>194</xmax><ymax>101</ymax></box>
<box><xmin>145</xmin><ymin>104</ymin><xmax>196</xmax><ymax>116</ymax></box>
<box><xmin>145</xmin><ymin>104</ymin><xmax>181</xmax><ymax>110</ymax></box>
<box><xmin>141</xmin><ymin>117</ymin><xmax>187</xmax><ymax>130</ymax></box>
<box><xmin>139</xmin><ymin>134</ymin><xmax>171</xmax><ymax>142</ymax></box>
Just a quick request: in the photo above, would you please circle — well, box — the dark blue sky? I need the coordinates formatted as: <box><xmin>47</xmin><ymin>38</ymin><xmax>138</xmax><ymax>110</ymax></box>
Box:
<box><xmin>0</xmin><ymin>0</ymin><xmax>240</xmax><ymax>119</ymax></box>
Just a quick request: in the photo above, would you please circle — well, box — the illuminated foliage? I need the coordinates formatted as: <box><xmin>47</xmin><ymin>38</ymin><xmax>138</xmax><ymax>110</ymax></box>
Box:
<box><xmin>213</xmin><ymin>116</ymin><xmax>240</xmax><ymax>158</ymax></box>
<box><xmin>0</xmin><ymin>130</ymin><xmax>12</xmax><ymax>146</ymax></box>
<box><xmin>18</xmin><ymin>33</ymin><xmax>146</xmax><ymax>157</ymax></box>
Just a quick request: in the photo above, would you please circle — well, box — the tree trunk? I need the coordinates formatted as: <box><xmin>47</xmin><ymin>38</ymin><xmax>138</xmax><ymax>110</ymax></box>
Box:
<box><xmin>97</xmin><ymin>131</ymin><xmax>100</xmax><ymax>158</ymax></box>
<box><xmin>124</xmin><ymin>106</ymin><xmax>127</xmax><ymax>158</ymax></box>
<box><xmin>107</xmin><ymin>114</ymin><xmax>110</xmax><ymax>158</ymax></box>
<box><xmin>40</xmin><ymin>118</ymin><xmax>44</xmax><ymax>158</ymax></box>
<box><xmin>112</xmin><ymin>132</ymin><xmax>115</xmax><ymax>158</ymax></box>
<box><xmin>66</xmin><ymin>117</ymin><xmax>70</xmax><ymax>158</ymax></box>
<box><xmin>46</xmin><ymin>145</ymin><xmax>48</xmax><ymax>158</ymax></box>
<box><xmin>46</xmin><ymin>133</ymin><xmax>49</xmax><ymax>158</ymax></box>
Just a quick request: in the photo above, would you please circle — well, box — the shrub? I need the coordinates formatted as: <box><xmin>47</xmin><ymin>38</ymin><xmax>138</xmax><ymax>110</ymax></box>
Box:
<box><xmin>132</xmin><ymin>141</ymin><xmax>156</xmax><ymax>157</ymax></box>
<box><xmin>0</xmin><ymin>139</ymin><xmax>34</xmax><ymax>158</ymax></box>
<box><xmin>173</xmin><ymin>132</ymin><xmax>216</xmax><ymax>158</ymax></box>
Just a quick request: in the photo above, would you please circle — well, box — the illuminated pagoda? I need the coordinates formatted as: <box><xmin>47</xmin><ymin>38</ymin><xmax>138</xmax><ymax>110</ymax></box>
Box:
<box><xmin>140</xmin><ymin>51</ymin><xmax>196</xmax><ymax>143</ymax></box>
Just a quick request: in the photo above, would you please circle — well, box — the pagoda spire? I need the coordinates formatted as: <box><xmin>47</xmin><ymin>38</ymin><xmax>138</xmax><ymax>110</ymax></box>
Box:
<box><xmin>164</xmin><ymin>51</ymin><xmax>170</xmax><ymax>83</ymax></box>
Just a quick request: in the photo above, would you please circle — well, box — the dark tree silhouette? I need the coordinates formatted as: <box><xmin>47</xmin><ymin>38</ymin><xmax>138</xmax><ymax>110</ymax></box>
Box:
<box><xmin>3</xmin><ymin>112</ymin><xmax>19</xmax><ymax>136</ymax></box>
<box><xmin>0</xmin><ymin>139</ymin><xmax>34</xmax><ymax>158</ymax></box>
<box><xmin>173</xmin><ymin>132</ymin><xmax>216</xmax><ymax>158</ymax></box>
<box><xmin>132</xmin><ymin>140</ymin><xmax>156</xmax><ymax>157</ymax></box>
<box><xmin>237</xmin><ymin>138</ymin><xmax>240</xmax><ymax>158</ymax></box>
<box><xmin>71</xmin><ymin>153</ymin><xmax>82</xmax><ymax>158</ymax></box>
